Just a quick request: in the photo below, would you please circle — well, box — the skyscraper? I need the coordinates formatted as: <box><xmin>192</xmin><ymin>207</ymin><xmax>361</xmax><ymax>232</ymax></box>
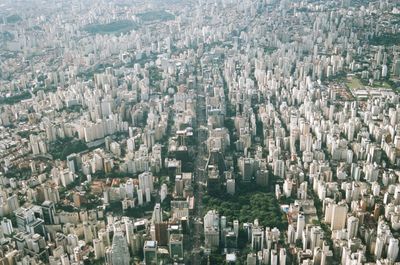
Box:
<box><xmin>67</xmin><ymin>153</ymin><xmax>78</xmax><ymax>174</ymax></box>
<box><xmin>143</xmin><ymin>241</ymin><xmax>158</xmax><ymax>265</ymax></box>
<box><xmin>296</xmin><ymin>213</ymin><xmax>305</xmax><ymax>240</ymax></box>
<box><xmin>111</xmin><ymin>229</ymin><xmax>130</xmax><ymax>265</ymax></box>
<box><xmin>41</xmin><ymin>201</ymin><xmax>56</xmax><ymax>225</ymax></box>
<box><xmin>251</xmin><ymin>226</ymin><xmax>264</xmax><ymax>251</ymax></box>
<box><xmin>93</xmin><ymin>238</ymin><xmax>105</xmax><ymax>259</ymax></box>
<box><xmin>347</xmin><ymin>216</ymin><xmax>359</xmax><ymax>240</ymax></box>
<box><xmin>387</xmin><ymin>238</ymin><xmax>399</xmax><ymax>262</ymax></box>
<box><xmin>330</xmin><ymin>202</ymin><xmax>348</xmax><ymax>231</ymax></box>
<box><xmin>204</xmin><ymin>210</ymin><xmax>220</xmax><ymax>249</ymax></box>
<box><xmin>1</xmin><ymin>218</ymin><xmax>13</xmax><ymax>236</ymax></box>
<box><xmin>169</xmin><ymin>234</ymin><xmax>184</xmax><ymax>260</ymax></box>
<box><xmin>152</xmin><ymin>203</ymin><xmax>163</xmax><ymax>224</ymax></box>
<box><xmin>139</xmin><ymin>171</ymin><xmax>154</xmax><ymax>193</ymax></box>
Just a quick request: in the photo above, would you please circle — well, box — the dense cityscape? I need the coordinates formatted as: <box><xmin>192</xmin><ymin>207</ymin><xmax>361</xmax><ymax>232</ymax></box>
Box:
<box><xmin>0</xmin><ymin>0</ymin><xmax>400</xmax><ymax>264</ymax></box>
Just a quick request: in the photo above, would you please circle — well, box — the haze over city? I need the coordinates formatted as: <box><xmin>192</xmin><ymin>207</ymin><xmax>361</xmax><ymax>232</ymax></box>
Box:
<box><xmin>0</xmin><ymin>0</ymin><xmax>400</xmax><ymax>264</ymax></box>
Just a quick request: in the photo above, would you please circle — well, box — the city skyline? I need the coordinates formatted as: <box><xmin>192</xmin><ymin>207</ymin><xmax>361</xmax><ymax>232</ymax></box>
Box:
<box><xmin>0</xmin><ymin>0</ymin><xmax>399</xmax><ymax>264</ymax></box>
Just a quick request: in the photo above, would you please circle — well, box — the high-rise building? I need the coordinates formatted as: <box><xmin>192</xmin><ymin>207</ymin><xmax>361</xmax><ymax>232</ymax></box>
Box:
<box><xmin>233</xmin><ymin>220</ymin><xmax>239</xmax><ymax>237</ymax></box>
<box><xmin>174</xmin><ymin>175</ymin><xmax>184</xmax><ymax>197</ymax></box>
<box><xmin>169</xmin><ymin>234</ymin><xmax>184</xmax><ymax>260</ymax></box>
<box><xmin>60</xmin><ymin>253</ymin><xmax>70</xmax><ymax>265</ymax></box>
<box><xmin>1</xmin><ymin>218</ymin><xmax>13</xmax><ymax>235</ymax></box>
<box><xmin>154</xmin><ymin>222</ymin><xmax>168</xmax><ymax>246</ymax></box>
<box><xmin>387</xmin><ymin>238</ymin><xmax>399</xmax><ymax>262</ymax></box>
<box><xmin>279</xmin><ymin>248</ymin><xmax>286</xmax><ymax>265</ymax></box>
<box><xmin>251</xmin><ymin>226</ymin><xmax>264</xmax><ymax>251</ymax></box>
<box><xmin>393</xmin><ymin>59</ymin><xmax>400</xmax><ymax>77</ymax></box>
<box><xmin>160</xmin><ymin>184</ymin><xmax>168</xmax><ymax>202</ymax></box>
<box><xmin>7</xmin><ymin>194</ymin><xmax>19</xmax><ymax>212</ymax></box>
<box><xmin>125</xmin><ymin>179</ymin><xmax>134</xmax><ymax>199</ymax></box>
<box><xmin>83</xmin><ymin>222</ymin><xmax>94</xmax><ymax>243</ymax></box>
<box><xmin>239</xmin><ymin>157</ymin><xmax>254</xmax><ymax>181</ymax></box>
<box><xmin>93</xmin><ymin>238</ymin><xmax>105</xmax><ymax>259</ymax></box>
<box><xmin>226</xmin><ymin>179</ymin><xmax>235</xmax><ymax>195</ymax></box>
<box><xmin>204</xmin><ymin>226</ymin><xmax>220</xmax><ymax>249</ymax></box>
<box><xmin>137</xmin><ymin>189</ymin><xmax>143</xmax><ymax>205</ymax></box>
<box><xmin>207</xmin><ymin>166</ymin><xmax>221</xmax><ymax>195</ymax></box>
<box><xmin>310</xmin><ymin>226</ymin><xmax>322</xmax><ymax>250</ymax></box>
<box><xmin>110</xmin><ymin>230</ymin><xmax>130</xmax><ymax>265</ymax></box>
<box><xmin>331</xmin><ymin>202</ymin><xmax>348</xmax><ymax>230</ymax></box>
<box><xmin>347</xmin><ymin>216</ymin><xmax>359</xmax><ymax>240</ymax></box>
<box><xmin>271</xmin><ymin>249</ymin><xmax>278</xmax><ymax>265</ymax></box>
<box><xmin>374</xmin><ymin>236</ymin><xmax>384</xmax><ymax>259</ymax></box>
<box><xmin>41</xmin><ymin>201</ymin><xmax>56</xmax><ymax>225</ymax></box>
<box><xmin>152</xmin><ymin>203</ymin><xmax>163</xmax><ymax>224</ymax></box>
<box><xmin>273</xmin><ymin>159</ymin><xmax>285</xmax><ymax>178</ymax></box>
<box><xmin>143</xmin><ymin>241</ymin><xmax>158</xmax><ymax>265</ymax></box>
<box><xmin>26</xmin><ymin>218</ymin><xmax>46</xmax><ymax>237</ymax></box>
<box><xmin>67</xmin><ymin>153</ymin><xmax>78</xmax><ymax>174</ymax></box>
<box><xmin>246</xmin><ymin>253</ymin><xmax>257</xmax><ymax>265</ymax></box>
<box><xmin>224</xmin><ymin>231</ymin><xmax>237</xmax><ymax>250</ymax></box>
<box><xmin>256</xmin><ymin>169</ymin><xmax>269</xmax><ymax>187</ymax></box>
<box><xmin>296</xmin><ymin>213</ymin><xmax>305</xmax><ymax>240</ymax></box>
<box><xmin>139</xmin><ymin>171</ymin><xmax>154</xmax><ymax>193</ymax></box>
<box><xmin>287</xmin><ymin>224</ymin><xmax>296</xmax><ymax>244</ymax></box>
<box><xmin>204</xmin><ymin>210</ymin><xmax>220</xmax><ymax>249</ymax></box>
<box><xmin>15</xmin><ymin>207</ymin><xmax>36</xmax><ymax>231</ymax></box>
